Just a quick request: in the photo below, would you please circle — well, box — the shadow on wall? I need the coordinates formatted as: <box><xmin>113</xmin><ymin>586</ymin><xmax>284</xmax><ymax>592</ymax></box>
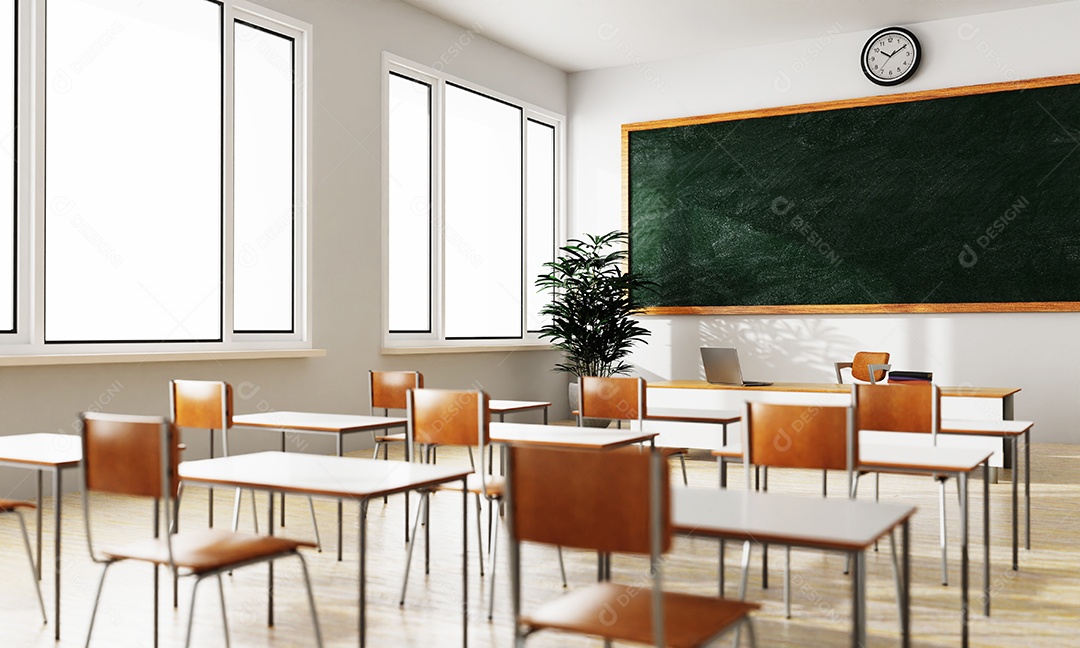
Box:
<box><xmin>682</xmin><ymin>317</ymin><xmax>862</xmax><ymax>382</ymax></box>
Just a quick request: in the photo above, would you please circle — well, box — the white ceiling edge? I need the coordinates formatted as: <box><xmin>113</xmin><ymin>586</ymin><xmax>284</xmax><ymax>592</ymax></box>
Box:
<box><xmin>400</xmin><ymin>0</ymin><xmax>1075</xmax><ymax>73</ymax></box>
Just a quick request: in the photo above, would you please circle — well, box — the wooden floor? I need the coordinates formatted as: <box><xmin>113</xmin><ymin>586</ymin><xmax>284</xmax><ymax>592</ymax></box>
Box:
<box><xmin>1</xmin><ymin>442</ymin><xmax>1078</xmax><ymax>647</ymax></box>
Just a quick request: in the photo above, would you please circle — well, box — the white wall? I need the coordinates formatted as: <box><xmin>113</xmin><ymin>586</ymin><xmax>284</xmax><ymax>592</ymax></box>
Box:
<box><xmin>568</xmin><ymin>2</ymin><xmax>1080</xmax><ymax>442</ymax></box>
<box><xmin>0</xmin><ymin>0</ymin><xmax>569</xmax><ymax>499</ymax></box>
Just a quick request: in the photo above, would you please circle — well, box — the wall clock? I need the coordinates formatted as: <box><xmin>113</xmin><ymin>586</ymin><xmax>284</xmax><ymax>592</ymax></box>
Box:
<box><xmin>861</xmin><ymin>27</ymin><xmax>921</xmax><ymax>86</ymax></box>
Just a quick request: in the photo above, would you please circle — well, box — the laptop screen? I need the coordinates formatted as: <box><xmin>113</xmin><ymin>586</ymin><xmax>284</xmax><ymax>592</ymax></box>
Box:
<box><xmin>700</xmin><ymin>347</ymin><xmax>744</xmax><ymax>385</ymax></box>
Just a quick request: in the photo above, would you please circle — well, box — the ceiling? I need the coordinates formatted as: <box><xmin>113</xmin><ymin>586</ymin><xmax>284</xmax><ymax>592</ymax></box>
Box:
<box><xmin>401</xmin><ymin>0</ymin><xmax>1072</xmax><ymax>72</ymax></box>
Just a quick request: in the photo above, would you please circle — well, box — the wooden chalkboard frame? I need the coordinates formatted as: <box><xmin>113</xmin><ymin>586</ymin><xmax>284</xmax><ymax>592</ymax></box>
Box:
<box><xmin>622</xmin><ymin>73</ymin><xmax>1080</xmax><ymax>316</ymax></box>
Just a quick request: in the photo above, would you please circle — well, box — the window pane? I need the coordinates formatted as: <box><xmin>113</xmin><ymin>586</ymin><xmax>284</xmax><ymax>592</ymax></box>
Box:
<box><xmin>45</xmin><ymin>0</ymin><xmax>221</xmax><ymax>342</ymax></box>
<box><xmin>444</xmin><ymin>84</ymin><xmax>522</xmax><ymax>339</ymax></box>
<box><xmin>234</xmin><ymin>22</ymin><xmax>294</xmax><ymax>332</ymax></box>
<box><xmin>526</xmin><ymin>119</ymin><xmax>554</xmax><ymax>332</ymax></box>
<box><xmin>0</xmin><ymin>2</ymin><xmax>13</xmax><ymax>332</ymax></box>
<box><xmin>387</xmin><ymin>73</ymin><xmax>431</xmax><ymax>332</ymax></box>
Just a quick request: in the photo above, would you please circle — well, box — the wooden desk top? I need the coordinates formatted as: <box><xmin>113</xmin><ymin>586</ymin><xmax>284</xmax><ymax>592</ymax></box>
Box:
<box><xmin>489</xmin><ymin>422</ymin><xmax>655</xmax><ymax>450</ymax></box>
<box><xmin>232</xmin><ymin>411</ymin><xmax>407</xmax><ymax>433</ymax></box>
<box><xmin>673</xmin><ymin>488</ymin><xmax>915</xmax><ymax>552</ymax></box>
<box><xmin>645</xmin><ymin>407</ymin><xmax>741</xmax><ymax>424</ymax></box>
<box><xmin>0</xmin><ymin>433</ymin><xmax>82</xmax><ymax>467</ymax></box>
<box><xmin>650</xmin><ymin>380</ymin><xmax>1020</xmax><ymax>399</ymax></box>
<box><xmin>180</xmin><ymin>451</ymin><xmax>470</xmax><ymax>499</ymax></box>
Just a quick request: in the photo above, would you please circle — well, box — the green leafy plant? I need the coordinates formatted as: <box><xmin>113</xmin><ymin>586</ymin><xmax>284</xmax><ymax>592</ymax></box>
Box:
<box><xmin>536</xmin><ymin>231</ymin><xmax>655</xmax><ymax>377</ymax></box>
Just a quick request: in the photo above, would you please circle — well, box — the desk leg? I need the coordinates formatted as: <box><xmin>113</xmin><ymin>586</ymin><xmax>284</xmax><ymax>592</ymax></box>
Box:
<box><xmin>268</xmin><ymin>491</ymin><xmax>275</xmax><ymax>628</ymax></box>
<box><xmin>1025</xmin><ymin>428</ymin><xmax>1031</xmax><ymax>551</ymax></box>
<box><xmin>960</xmin><ymin>471</ymin><xmax>969</xmax><ymax>648</ymax></box>
<box><xmin>852</xmin><ymin>550</ymin><xmax>866</xmax><ymax>648</ymax></box>
<box><xmin>35</xmin><ymin>470</ymin><xmax>42</xmax><ymax>580</ymax></box>
<box><xmin>359</xmin><ymin>499</ymin><xmax>369</xmax><ymax>648</ymax></box>
<box><xmin>462</xmin><ymin>479</ymin><xmax>469</xmax><ymax>648</ymax></box>
<box><xmin>338</xmin><ymin>437</ymin><xmax>344</xmax><ymax>563</ymax></box>
<box><xmin>280</xmin><ymin>432</ymin><xmax>287</xmax><ymax>527</ymax></box>
<box><xmin>984</xmin><ymin>462</ymin><xmax>991</xmax><ymax>617</ymax></box>
<box><xmin>902</xmin><ymin>519</ymin><xmax>910</xmax><ymax>648</ymax></box>
<box><xmin>1012</xmin><ymin>436</ymin><xmax>1019</xmax><ymax>571</ymax></box>
<box><xmin>719</xmin><ymin>540</ymin><xmax>725</xmax><ymax>596</ymax></box>
<box><xmin>53</xmin><ymin>468</ymin><xmax>62</xmax><ymax>641</ymax></box>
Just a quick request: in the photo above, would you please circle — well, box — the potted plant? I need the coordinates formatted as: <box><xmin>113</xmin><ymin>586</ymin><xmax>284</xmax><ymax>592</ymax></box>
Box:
<box><xmin>535</xmin><ymin>231</ymin><xmax>655</xmax><ymax>420</ymax></box>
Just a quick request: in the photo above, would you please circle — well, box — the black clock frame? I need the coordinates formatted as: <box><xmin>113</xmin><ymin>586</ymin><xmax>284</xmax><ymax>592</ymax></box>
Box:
<box><xmin>861</xmin><ymin>26</ymin><xmax>921</xmax><ymax>87</ymax></box>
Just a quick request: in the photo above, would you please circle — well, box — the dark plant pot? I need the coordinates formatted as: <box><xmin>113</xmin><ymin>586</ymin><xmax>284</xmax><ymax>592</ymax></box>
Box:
<box><xmin>568</xmin><ymin>381</ymin><xmax>611</xmax><ymax>428</ymax></box>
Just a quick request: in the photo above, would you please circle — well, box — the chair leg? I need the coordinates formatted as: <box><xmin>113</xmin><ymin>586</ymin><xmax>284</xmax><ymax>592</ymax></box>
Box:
<box><xmin>184</xmin><ymin>577</ymin><xmax>203</xmax><ymax>648</ymax></box>
<box><xmin>475</xmin><ymin>493</ymin><xmax>486</xmax><ymax>577</ymax></box>
<box><xmin>737</xmin><ymin>541</ymin><xmax>752</xmax><ymax>600</ymax></box>
<box><xmin>306</xmin><ymin>496</ymin><xmax>322</xmax><ymax>552</ymax></box>
<box><xmin>784</xmin><ymin>546</ymin><xmax>791</xmax><ymax>619</ymax></box>
<box><xmin>250</xmin><ymin>490</ymin><xmax>259</xmax><ymax>533</ymax></box>
<box><xmin>296</xmin><ymin>553</ymin><xmax>324</xmax><ymax>647</ymax></box>
<box><xmin>557</xmin><ymin>546</ymin><xmax>567</xmax><ymax>588</ymax></box>
<box><xmin>743</xmin><ymin>616</ymin><xmax>758</xmax><ymax>648</ymax></box>
<box><xmin>939</xmin><ymin>478</ymin><xmax>949</xmax><ymax>586</ymax></box>
<box><xmin>874</xmin><ymin>474</ymin><xmax>880</xmax><ymax>551</ymax></box>
<box><xmin>232</xmin><ymin>489</ymin><xmax>243</xmax><ymax>532</ymax></box>
<box><xmin>399</xmin><ymin>492</ymin><xmax>428</xmax><ymax>605</ymax></box>
<box><xmin>487</xmin><ymin>500</ymin><xmax>500</xmax><ymax>621</ymax></box>
<box><xmin>822</xmin><ymin>469</ymin><xmax>828</xmax><ymax>496</ymax></box>
<box><xmin>844</xmin><ymin>475</ymin><xmax>861</xmax><ymax>575</ymax></box>
<box><xmin>679</xmin><ymin>453</ymin><xmax>688</xmax><ymax>485</ymax></box>
<box><xmin>14</xmin><ymin>511</ymin><xmax>46</xmax><ymax>624</ymax></box>
<box><xmin>85</xmin><ymin>563</ymin><xmax>113</xmax><ymax>648</ymax></box>
<box><xmin>216</xmin><ymin>574</ymin><xmax>231</xmax><ymax>648</ymax></box>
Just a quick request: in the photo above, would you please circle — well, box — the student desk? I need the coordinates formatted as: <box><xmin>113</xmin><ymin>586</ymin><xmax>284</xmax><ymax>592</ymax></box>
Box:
<box><xmin>231</xmin><ymin>412</ymin><xmax>409</xmax><ymax>560</ymax></box>
<box><xmin>489</xmin><ymin>421</ymin><xmax>655</xmax><ymax>449</ymax></box>
<box><xmin>180</xmin><ymin>451</ymin><xmax>471</xmax><ymax>648</ymax></box>
<box><xmin>673</xmin><ymin>487</ymin><xmax>915</xmax><ymax>648</ymax></box>
<box><xmin>0</xmin><ymin>432</ymin><xmax>82</xmax><ymax>640</ymax></box>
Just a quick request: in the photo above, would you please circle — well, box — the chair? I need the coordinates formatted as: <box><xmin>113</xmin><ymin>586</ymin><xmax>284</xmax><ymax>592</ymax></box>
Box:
<box><xmin>170</xmin><ymin>379</ymin><xmax>321</xmax><ymax>550</ymax></box>
<box><xmin>398</xmin><ymin>388</ymin><xmax>503</xmax><ymax>619</ymax></box>
<box><xmin>0</xmin><ymin>499</ymin><xmax>47</xmax><ymax>624</ymax></box>
<box><xmin>507</xmin><ymin>444</ymin><xmax>759</xmax><ymax>647</ymax></box>
<box><xmin>577</xmin><ymin>375</ymin><xmax>688</xmax><ymax>485</ymax></box>
<box><xmin>854</xmin><ymin>382</ymin><xmax>954</xmax><ymax>584</ymax></box>
<box><xmin>834</xmin><ymin>351</ymin><xmax>891</xmax><ymax>384</ymax></box>
<box><xmin>368</xmin><ymin>370</ymin><xmax>423</xmax><ymax>460</ymax></box>
<box><xmin>79</xmin><ymin>412</ymin><xmax>322</xmax><ymax>647</ymax></box>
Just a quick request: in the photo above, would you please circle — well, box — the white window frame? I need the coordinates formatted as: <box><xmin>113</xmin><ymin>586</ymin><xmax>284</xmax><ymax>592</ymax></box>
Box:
<box><xmin>381</xmin><ymin>52</ymin><xmax>565</xmax><ymax>353</ymax></box>
<box><xmin>0</xmin><ymin>0</ymin><xmax>312</xmax><ymax>360</ymax></box>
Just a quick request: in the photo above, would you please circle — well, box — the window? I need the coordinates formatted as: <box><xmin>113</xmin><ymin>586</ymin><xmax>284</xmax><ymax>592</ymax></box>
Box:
<box><xmin>0</xmin><ymin>0</ymin><xmax>309</xmax><ymax>355</ymax></box>
<box><xmin>384</xmin><ymin>55</ymin><xmax>562</xmax><ymax>349</ymax></box>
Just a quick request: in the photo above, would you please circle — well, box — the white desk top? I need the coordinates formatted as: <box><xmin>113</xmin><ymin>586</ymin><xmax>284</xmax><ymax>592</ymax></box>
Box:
<box><xmin>232</xmin><ymin>411</ymin><xmax>407</xmax><ymax>433</ymax></box>
<box><xmin>490</xmin><ymin>422</ymin><xmax>656</xmax><ymax>450</ymax></box>
<box><xmin>180</xmin><ymin>451</ymin><xmax>470</xmax><ymax>499</ymax></box>
<box><xmin>673</xmin><ymin>487</ymin><xmax>915</xmax><ymax>552</ymax></box>
<box><xmin>859</xmin><ymin>443</ymin><xmax>992</xmax><ymax>473</ymax></box>
<box><xmin>645</xmin><ymin>407</ymin><xmax>741</xmax><ymax>424</ymax></box>
<box><xmin>489</xmin><ymin>399</ymin><xmax>551</xmax><ymax>413</ymax></box>
<box><xmin>941</xmin><ymin>418</ymin><xmax>1034</xmax><ymax>436</ymax></box>
<box><xmin>0</xmin><ymin>432</ymin><xmax>82</xmax><ymax>467</ymax></box>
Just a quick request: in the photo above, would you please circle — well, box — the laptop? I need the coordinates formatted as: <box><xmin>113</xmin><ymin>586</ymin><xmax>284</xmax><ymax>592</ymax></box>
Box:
<box><xmin>700</xmin><ymin>347</ymin><xmax>773</xmax><ymax>386</ymax></box>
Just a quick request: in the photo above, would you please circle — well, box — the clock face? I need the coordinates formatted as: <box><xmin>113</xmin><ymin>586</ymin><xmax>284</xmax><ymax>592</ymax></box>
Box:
<box><xmin>862</xmin><ymin>27</ymin><xmax>921</xmax><ymax>86</ymax></box>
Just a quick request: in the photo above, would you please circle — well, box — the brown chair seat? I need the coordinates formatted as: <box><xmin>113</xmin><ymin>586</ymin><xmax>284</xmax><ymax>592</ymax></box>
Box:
<box><xmin>0</xmin><ymin>499</ymin><xmax>35</xmax><ymax>512</ymax></box>
<box><xmin>522</xmin><ymin>582</ymin><xmax>759</xmax><ymax>648</ymax></box>
<box><xmin>374</xmin><ymin>431</ymin><xmax>407</xmax><ymax>443</ymax></box>
<box><xmin>102</xmin><ymin>528</ymin><xmax>315</xmax><ymax>575</ymax></box>
<box><xmin>435</xmin><ymin>472</ymin><xmax>504</xmax><ymax>497</ymax></box>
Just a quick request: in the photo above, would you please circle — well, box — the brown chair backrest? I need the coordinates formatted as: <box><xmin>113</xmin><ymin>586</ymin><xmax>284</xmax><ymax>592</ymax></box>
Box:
<box><xmin>743</xmin><ymin>402</ymin><xmax>854</xmax><ymax>472</ymax></box>
<box><xmin>170</xmin><ymin>380</ymin><xmax>232</xmax><ymax>430</ymax></box>
<box><xmin>578</xmin><ymin>376</ymin><xmax>645</xmax><ymax>422</ymax></box>
<box><xmin>855</xmin><ymin>382</ymin><xmax>939</xmax><ymax>434</ymax></box>
<box><xmin>851</xmin><ymin>351</ymin><xmax>890</xmax><ymax>383</ymax></box>
<box><xmin>81</xmin><ymin>412</ymin><xmax>179</xmax><ymax>499</ymax></box>
<box><xmin>370</xmin><ymin>370</ymin><xmax>424</xmax><ymax>412</ymax></box>
<box><xmin>508</xmin><ymin>444</ymin><xmax>671</xmax><ymax>555</ymax></box>
<box><xmin>408</xmin><ymin>388</ymin><xmax>488</xmax><ymax>447</ymax></box>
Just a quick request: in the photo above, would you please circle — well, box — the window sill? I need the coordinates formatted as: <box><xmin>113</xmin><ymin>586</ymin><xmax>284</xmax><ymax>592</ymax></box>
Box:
<box><xmin>0</xmin><ymin>348</ymin><xmax>326</xmax><ymax>367</ymax></box>
<box><xmin>382</xmin><ymin>342</ymin><xmax>554</xmax><ymax>355</ymax></box>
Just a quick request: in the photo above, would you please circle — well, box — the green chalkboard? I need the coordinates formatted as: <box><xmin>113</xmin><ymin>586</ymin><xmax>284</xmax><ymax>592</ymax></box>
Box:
<box><xmin>625</xmin><ymin>74</ymin><xmax>1080</xmax><ymax>314</ymax></box>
